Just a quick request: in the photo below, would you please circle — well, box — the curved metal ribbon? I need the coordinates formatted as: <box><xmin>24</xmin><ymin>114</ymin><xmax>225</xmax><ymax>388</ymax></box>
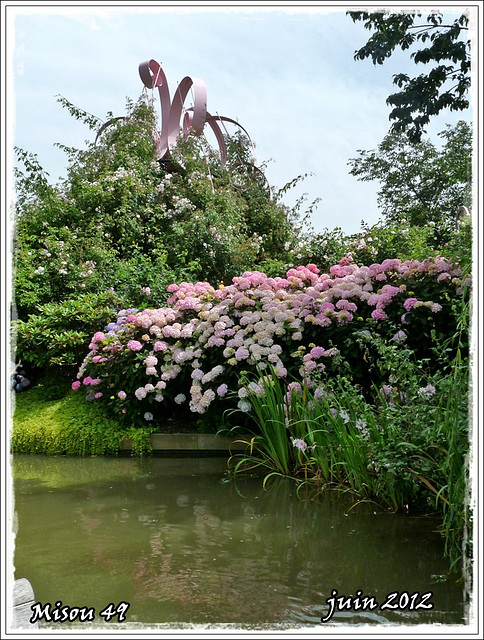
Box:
<box><xmin>137</xmin><ymin>59</ymin><xmax>272</xmax><ymax>198</ymax></box>
<box><xmin>139</xmin><ymin>59</ymin><xmax>171</xmax><ymax>136</ymax></box>
<box><xmin>94</xmin><ymin>116</ymin><xmax>127</xmax><ymax>146</ymax></box>
<box><xmin>139</xmin><ymin>59</ymin><xmax>252</xmax><ymax>165</ymax></box>
<box><xmin>139</xmin><ymin>59</ymin><xmax>207</xmax><ymax>160</ymax></box>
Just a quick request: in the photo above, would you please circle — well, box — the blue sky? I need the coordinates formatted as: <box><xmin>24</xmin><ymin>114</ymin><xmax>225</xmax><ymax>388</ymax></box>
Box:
<box><xmin>5</xmin><ymin>2</ymin><xmax>477</xmax><ymax>234</ymax></box>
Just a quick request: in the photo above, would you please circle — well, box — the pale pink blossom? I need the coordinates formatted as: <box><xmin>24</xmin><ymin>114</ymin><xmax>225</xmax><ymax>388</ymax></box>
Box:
<box><xmin>217</xmin><ymin>383</ymin><xmax>228</xmax><ymax>397</ymax></box>
<box><xmin>135</xmin><ymin>387</ymin><xmax>147</xmax><ymax>400</ymax></box>
<box><xmin>291</xmin><ymin>438</ymin><xmax>308</xmax><ymax>452</ymax></box>
<box><xmin>127</xmin><ymin>340</ymin><xmax>143</xmax><ymax>352</ymax></box>
<box><xmin>404</xmin><ymin>297</ymin><xmax>418</xmax><ymax>311</ymax></box>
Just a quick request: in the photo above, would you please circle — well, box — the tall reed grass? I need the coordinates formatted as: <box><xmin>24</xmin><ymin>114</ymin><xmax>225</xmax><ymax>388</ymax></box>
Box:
<box><xmin>221</xmin><ymin>353</ymin><xmax>471</xmax><ymax>574</ymax></box>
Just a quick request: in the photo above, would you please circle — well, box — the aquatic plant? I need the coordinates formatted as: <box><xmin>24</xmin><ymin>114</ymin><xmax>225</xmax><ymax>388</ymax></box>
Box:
<box><xmin>224</xmin><ymin>353</ymin><xmax>470</xmax><ymax>569</ymax></box>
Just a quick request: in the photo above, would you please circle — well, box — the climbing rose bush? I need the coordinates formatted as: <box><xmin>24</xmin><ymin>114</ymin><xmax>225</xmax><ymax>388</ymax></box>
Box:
<box><xmin>73</xmin><ymin>257</ymin><xmax>469</xmax><ymax>429</ymax></box>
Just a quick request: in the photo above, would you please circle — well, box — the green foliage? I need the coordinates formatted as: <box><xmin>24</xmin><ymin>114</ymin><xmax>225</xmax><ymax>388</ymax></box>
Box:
<box><xmin>348</xmin><ymin>121</ymin><xmax>472</xmax><ymax>230</ymax></box>
<box><xmin>12</xmin><ymin>94</ymin><xmax>308</xmax><ymax>379</ymax></box>
<box><xmin>285</xmin><ymin>227</ymin><xmax>349</xmax><ymax>273</ymax></box>
<box><xmin>440</xmin><ymin>215</ymin><xmax>472</xmax><ymax>277</ymax></box>
<box><xmin>106</xmin><ymin>250</ymin><xmax>200</xmax><ymax>309</ymax></box>
<box><xmin>271</xmin><ymin>214</ymin><xmax>472</xmax><ymax>278</ymax></box>
<box><xmin>412</xmin><ymin>359</ymin><xmax>471</xmax><ymax>572</ymax></box>
<box><xmin>13</xmin><ymin>148</ymin><xmax>53</xmax><ymax>206</ymax></box>
<box><xmin>13</xmin><ymin>96</ymin><xmax>302</xmax><ymax>322</ymax></box>
<box><xmin>11</xmin><ymin>384</ymin><xmax>154</xmax><ymax>456</ymax></box>
<box><xmin>12</xmin><ymin>249</ymin><xmax>203</xmax><ymax>373</ymax></box>
<box><xmin>224</xmin><ymin>342</ymin><xmax>471</xmax><ymax>571</ymax></box>
<box><xmin>348</xmin><ymin>11</ymin><xmax>470</xmax><ymax>142</ymax></box>
<box><xmin>55</xmin><ymin>94</ymin><xmax>104</xmax><ymax>130</ymax></box>
<box><xmin>349</xmin><ymin>218</ymin><xmax>472</xmax><ymax>277</ymax></box>
<box><xmin>155</xmin><ymin>134</ymin><xmax>300</xmax><ymax>284</ymax></box>
<box><xmin>225</xmin><ymin>368</ymin><xmax>297</xmax><ymax>477</ymax></box>
<box><xmin>13</xmin><ymin>291</ymin><xmax>122</xmax><ymax>368</ymax></box>
<box><xmin>349</xmin><ymin>222</ymin><xmax>437</xmax><ymax>263</ymax></box>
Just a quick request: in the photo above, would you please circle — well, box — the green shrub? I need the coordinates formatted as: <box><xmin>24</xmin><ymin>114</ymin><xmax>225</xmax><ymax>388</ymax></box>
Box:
<box><xmin>286</xmin><ymin>219</ymin><xmax>472</xmax><ymax>277</ymax></box>
<box><xmin>13</xmin><ymin>97</ymin><xmax>304</xmax><ymax>321</ymax></box>
<box><xmin>13</xmin><ymin>291</ymin><xmax>122</xmax><ymax>368</ymax></box>
<box><xmin>11</xmin><ymin>385</ymin><xmax>154</xmax><ymax>456</ymax></box>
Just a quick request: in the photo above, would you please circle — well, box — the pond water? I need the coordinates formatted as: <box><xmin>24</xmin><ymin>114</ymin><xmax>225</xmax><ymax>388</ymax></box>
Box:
<box><xmin>11</xmin><ymin>454</ymin><xmax>469</xmax><ymax>631</ymax></box>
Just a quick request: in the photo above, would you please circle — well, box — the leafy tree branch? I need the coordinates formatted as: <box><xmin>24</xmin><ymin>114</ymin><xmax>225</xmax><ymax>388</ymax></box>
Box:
<box><xmin>348</xmin><ymin>11</ymin><xmax>471</xmax><ymax>142</ymax></box>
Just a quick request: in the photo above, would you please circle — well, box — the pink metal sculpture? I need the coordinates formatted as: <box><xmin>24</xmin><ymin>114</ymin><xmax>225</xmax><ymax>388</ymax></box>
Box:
<box><xmin>95</xmin><ymin>59</ymin><xmax>271</xmax><ymax>197</ymax></box>
<box><xmin>138</xmin><ymin>59</ymin><xmax>254</xmax><ymax>165</ymax></box>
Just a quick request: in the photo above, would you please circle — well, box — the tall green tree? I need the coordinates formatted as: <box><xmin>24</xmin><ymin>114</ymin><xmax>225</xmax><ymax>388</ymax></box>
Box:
<box><xmin>348</xmin><ymin>11</ymin><xmax>471</xmax><ymax>142</ymax></box>
<box><xmin>12</xmin><ymin>94</ymin><xmax>309</xmax><ymax>373</ymax></box>
<box><xmin>13</xmin><ymin>95</ymin><xmax>302</xmax><ymax>319</ymax></box>
<box><xmin>347</xmin><ymin>120</ymin><xmax>472</xmax><ymax>229</ymax></box>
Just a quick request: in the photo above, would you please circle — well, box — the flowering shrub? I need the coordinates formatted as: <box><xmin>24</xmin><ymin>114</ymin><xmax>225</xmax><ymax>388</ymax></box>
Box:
<box><xmin>73</xmin><ymin>256</ymin><xmax>469</xmax><ymax>430</ymax></box>
<box><xmin>279</xmin><ymin>219</ymin><xmax>472</xmax><ymax>279</ymax></box>
<box><xmin>14</xmin><ymin>99</ymin><xmax>303</xmax><ymax>321</ymax></box>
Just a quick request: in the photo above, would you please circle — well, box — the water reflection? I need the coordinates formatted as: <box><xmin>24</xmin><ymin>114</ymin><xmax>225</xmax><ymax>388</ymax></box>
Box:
<box><xmin>11</xmin><ymin>455</ymin><xmax>467</xmax><ymax>628</ymax></box>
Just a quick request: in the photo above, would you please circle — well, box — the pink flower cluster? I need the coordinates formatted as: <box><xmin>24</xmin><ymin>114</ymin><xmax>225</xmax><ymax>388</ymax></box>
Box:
<box><xmin>74</xmin><ymin>257</ymin><xmax>466</xmax><ymax>418</ymax></box>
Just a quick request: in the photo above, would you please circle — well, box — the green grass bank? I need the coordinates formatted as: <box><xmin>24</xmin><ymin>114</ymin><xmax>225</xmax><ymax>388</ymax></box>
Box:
<box><xmin>11</xmin><ymin>383</ymin><xmax>155</xmax><ymax>456</ymax></box>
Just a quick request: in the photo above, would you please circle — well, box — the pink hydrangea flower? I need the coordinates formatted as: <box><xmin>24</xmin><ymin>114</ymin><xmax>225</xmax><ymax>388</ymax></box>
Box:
<box><xmin>404</xmin><ymin>298</ymin><xmax>418</xmax><ymax>311</ymax></box>
<box><xmin>437</xmin><ymin>272</ymin><xmax>451</xmax><ymax>283</ymax></box>
<box><xmin>127</xmin><ymin>340</ymin><xmax>143</xmax><ymax>352</ymax></box>
<box><xmin>217</xmin><ymin>383</ymin><xmax>228</xmax><ymax>397</ymax></box>
<box><xmin>71</xmin><ymin>381</ymin><xmax>81</xmax><ymax>390</ymax></box>
<box><xmin>310</xmin><ymin>346</ymin><xmax>326</xmax><ymax>359</ymax></box>
<box><xmin>371</xmin><ymin>308</ymin><xmax>387</xmax><ymax>320</ymax></box>
<box><xmin>73</xmin><ymin>257</ymin><xmax>469</xmax><ymax>420</ymax></box>
<box><xmin>235</xmin><ymin>347</ymin><xmax>250</xmax><ymax>361</ymax></box>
